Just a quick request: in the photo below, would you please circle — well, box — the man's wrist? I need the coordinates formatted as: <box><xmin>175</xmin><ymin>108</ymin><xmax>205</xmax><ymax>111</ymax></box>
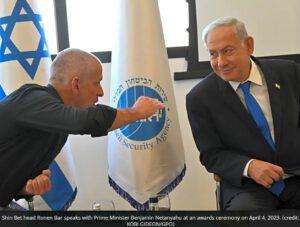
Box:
<box><xmin>243</xmin><ymin>159</ymin><xmax>255</xmax><ymax>177</ymax></box>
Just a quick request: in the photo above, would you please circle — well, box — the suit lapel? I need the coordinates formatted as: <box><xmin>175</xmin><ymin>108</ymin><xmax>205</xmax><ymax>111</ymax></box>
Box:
<box><xmin>217</xmin><ymin>77</ymin><xmax>260</xmax><ymax>133</ymax></box>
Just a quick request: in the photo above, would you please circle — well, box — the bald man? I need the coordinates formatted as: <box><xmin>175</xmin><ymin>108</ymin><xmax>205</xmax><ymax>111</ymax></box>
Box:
<box><xmin>0</xmin><ymin>48</ymin><xmax>164</xmax><ymax>208</ymax></box>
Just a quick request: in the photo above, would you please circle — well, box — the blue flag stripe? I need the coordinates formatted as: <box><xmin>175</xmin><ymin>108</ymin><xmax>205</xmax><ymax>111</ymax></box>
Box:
<box><xmin>42</xmin><ymin>161</ymin><xmax>74</xmax><ymax>210</ymax></box>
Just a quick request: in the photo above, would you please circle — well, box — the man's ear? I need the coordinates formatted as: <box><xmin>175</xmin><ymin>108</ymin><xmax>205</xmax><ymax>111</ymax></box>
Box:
<box><xmin>245</xmin><ymin>36</ymin><xmax>254</xmax><ymax>54</ymax></box>
<box><xmin>71</xmin><ymin>76</ymin><xmax>80</xmax><ymax>94</ymax></box>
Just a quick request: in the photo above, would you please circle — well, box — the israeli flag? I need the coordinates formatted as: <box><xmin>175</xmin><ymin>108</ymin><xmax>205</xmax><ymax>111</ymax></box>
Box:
<box><xmin>0</xmin><ymin>0</ymin><xmax>77</xmax><ymax>210</ymax></box>
<box><xmin>109</xmin><ymin>0</ymin><xmax>186</xmax><ymax>210</ymax></box>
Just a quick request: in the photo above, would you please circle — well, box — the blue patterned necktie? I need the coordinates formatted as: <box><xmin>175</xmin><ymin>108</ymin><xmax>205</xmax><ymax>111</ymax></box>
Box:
<box><xmin>240</xmin><ymin>81</ymin><xmax>285</xmax><ymax>196</ymax></box>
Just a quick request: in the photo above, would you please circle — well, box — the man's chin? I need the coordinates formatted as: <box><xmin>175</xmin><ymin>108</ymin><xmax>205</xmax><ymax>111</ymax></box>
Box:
<box><xmin>219</xmin><ymin>74</ymin><xmax>235</xmax><ymax>82</ymax></box>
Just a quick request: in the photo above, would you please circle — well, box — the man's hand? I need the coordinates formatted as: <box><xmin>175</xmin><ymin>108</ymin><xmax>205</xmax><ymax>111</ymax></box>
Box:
<box><xmin>21</xmin><ymin>169</ymin><xmax>51</xmax><ymax>196</ymax></box>
<box><xmin>131</xmin><ymin>96</ymin><xmax>165</xmax><ymax>119</ymax></box>
<box><xmin>108</xmin><ymin>96</ymin><xmax>164</xmax><ymax>131</ymax></box>
<box><xmin>248</xmin><ymin>160</ymin><xmax>284</xmax><ymax>189</ymax></box>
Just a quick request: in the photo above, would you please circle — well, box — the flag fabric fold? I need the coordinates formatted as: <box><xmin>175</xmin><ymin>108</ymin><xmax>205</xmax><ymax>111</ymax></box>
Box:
<box><xmin>0</xmin><ymin>0</ymin><xmax>77</xmax><ymax>210</ymax></box>
<box><xmin>108</xmin><ymin>0</ymin><xmax>186</xmax><ymax>210</ymax></box>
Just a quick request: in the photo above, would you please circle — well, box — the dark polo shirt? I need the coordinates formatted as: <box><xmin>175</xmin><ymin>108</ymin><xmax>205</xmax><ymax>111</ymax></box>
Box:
<box><xmin>0</xmin><ymin>84</ymin><xmax>117</xmax><ymax>206</ymax></box>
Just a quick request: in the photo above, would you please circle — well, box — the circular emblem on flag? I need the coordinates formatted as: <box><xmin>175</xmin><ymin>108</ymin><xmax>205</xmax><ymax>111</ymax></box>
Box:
<box><xmin>117</xmin><ymin>85</ymin><xmax>166</xmax><ymax>141</ymax></box>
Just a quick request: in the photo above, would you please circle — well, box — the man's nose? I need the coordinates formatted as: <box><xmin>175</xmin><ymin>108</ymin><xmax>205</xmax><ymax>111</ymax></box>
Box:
<box><xmin>217</xmin><ymin>54</ymin><xmax>228</xmax><ymax>67</ymax></box>
<box><xmin>98</xmin><ymin>86</ymin><xmax>104</xmax><ymax>97</ymax></box>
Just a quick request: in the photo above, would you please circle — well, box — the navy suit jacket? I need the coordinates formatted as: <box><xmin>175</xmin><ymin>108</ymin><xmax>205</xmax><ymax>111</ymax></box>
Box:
<box><xmin>186</xmin><ymin>57</ymin><xmax>300</xmax><ymax>203</ymax></box>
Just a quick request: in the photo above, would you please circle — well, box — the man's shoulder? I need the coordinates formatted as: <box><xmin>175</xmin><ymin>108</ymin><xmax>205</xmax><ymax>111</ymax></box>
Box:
<box><xmin>187</xmin><ymin>72</ymin><xmax>220</xmax><ymax>97</ymax></box>
<box><xmin>5</xmin><ymin>84</ymin><xmax>53</xmax><ymax>103</ymax></box>
<box><xmin>15</xmin><ymin>84</ymin><xmax>50</xmax><ymax>95</ymax></box>
<box><xmin>256</xmin><ymin>57</ymin><xmax>297</xmax><ymax>69</ymax></box>
<box><xmin>18</xmin><ymin>83</ymin><xmax>47</xmax><ymax>91</ymax></box>
<box><xmin>255</xmin><ymin>58</ymin><xmax>300</xmax><ymax>81</ymax></box>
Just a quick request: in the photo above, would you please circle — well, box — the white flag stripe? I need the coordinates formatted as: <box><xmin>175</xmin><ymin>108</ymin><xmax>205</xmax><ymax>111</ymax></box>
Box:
<box><xmin>108</xmin><ymin>0</ymin><xmax>185</xmax><ymax>210</ymax></box>
<box><xmin>54</xmin><ymin>143</ymin><xmax>77</xmax><ymax>189</ymax></box>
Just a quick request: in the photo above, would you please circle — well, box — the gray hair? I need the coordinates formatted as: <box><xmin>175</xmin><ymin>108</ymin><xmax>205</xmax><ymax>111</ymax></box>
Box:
<box><xmin>50</xmin><ymin>48</ymin><xmax>100</xmax><ymax>84</ymax></box>
<box><xmin>202</xmin><ymin>17</ymin><xmax>248</xmax><ymax>44</ymax></box>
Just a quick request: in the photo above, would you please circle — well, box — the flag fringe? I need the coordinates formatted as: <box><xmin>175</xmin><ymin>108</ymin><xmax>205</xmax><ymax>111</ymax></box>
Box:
<box><xmin>109</xmin><ymin>165</ymin><xmax>186</xmax><ymax>210</ymax></box>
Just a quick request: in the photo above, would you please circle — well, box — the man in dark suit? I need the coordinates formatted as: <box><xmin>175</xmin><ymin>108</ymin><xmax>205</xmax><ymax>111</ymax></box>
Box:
<box><xmin>186</xmin><ymin>16</ymin><xmax>300</xmax><ymax>210</ymax></box>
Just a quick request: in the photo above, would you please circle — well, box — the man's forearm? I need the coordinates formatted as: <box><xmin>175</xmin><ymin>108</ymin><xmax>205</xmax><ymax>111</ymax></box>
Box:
<box><xmin>108</xmin><ymin>108</ymin><xmax>140</xmax><ymax>132</ymax></box>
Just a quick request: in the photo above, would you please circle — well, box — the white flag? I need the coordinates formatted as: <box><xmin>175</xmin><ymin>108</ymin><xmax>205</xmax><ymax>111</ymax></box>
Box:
<box><xmin>0</xmin><ymin>0</ymin><xmax>77</xmax><ymax>210</ymax></box>
<box><xmin>108</xmin><ymin>0</ymin><xmax>186</xmax><ymax>210</ymax></box>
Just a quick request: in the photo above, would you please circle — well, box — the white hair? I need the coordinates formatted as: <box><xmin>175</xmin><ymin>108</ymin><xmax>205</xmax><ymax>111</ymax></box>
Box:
<box><xmin>202</xmin><ymin>16</ymin><xmax>248</xmax><ymax>44</ymax></box>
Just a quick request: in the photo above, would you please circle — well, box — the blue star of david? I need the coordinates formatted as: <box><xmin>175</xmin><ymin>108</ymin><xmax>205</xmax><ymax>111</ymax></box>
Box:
<box><xmin>0</xmin><ymin>0</ymin><xmax>50</xmax><ymax>80</ymax></box>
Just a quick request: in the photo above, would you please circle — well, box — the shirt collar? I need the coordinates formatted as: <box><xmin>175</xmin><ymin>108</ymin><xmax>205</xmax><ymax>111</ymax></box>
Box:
<box><xmin>47</xmin><ymin>84</ymin><xmax>64</xmax><ymax>102</ymax></box>
<box><xmin>229</xmin><ymin>59</ymin><xmax>263</xmax><ymax>91</ymax></box>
